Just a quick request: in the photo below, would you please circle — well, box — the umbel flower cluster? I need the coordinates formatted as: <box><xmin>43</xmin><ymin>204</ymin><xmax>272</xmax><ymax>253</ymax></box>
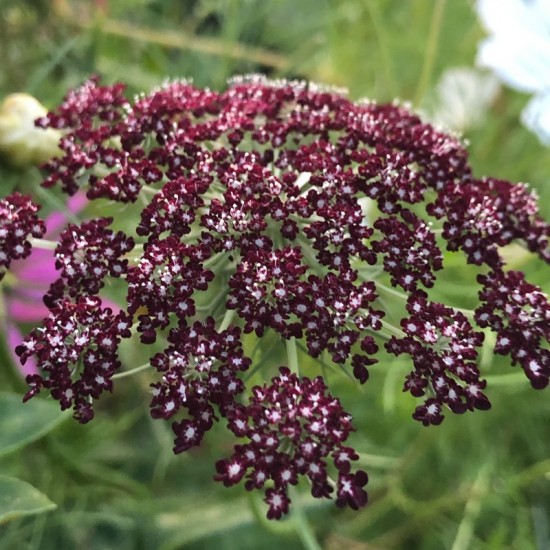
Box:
<box><xmin>2</xmin><ymin>75</ymin><xmax>550</xmax><ymax>519</ymax></box>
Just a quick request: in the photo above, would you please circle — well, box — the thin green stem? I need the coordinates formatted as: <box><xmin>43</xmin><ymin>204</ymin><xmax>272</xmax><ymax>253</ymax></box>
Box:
<box><xmin>414</xmin><ymin>0</ymin><xmax>447</xmax><ymax>106</ymax></box>
<box><xmin>375</xmin><ymin>281</ymin><xmax>476</xmax><ymax>319</ymax></box>
<box><xmin>365</xmin><ymin>0</ymin><xmax>397</xmax><ymax>97</ymax></box>
<box><xmin>88</xmin><ymin>18</ymin><xmax>289</xmax><ymax>70</ymax></box>
<box><xmin>356</xmin><ymin>452</ymin><xmax>398</xmax><ymax>469</ymax></box>
<box><xmin>244</xmin><ymin>337</ymin><xmax>280</xmax><ymax>382</ymax></box>
<box><xmin>356</xmin><ymin>265</ymin><xmax>385</xmax><ymax>282</ymax></box>
<box><xmin>380</xmin><ymin>319</ymin><xmax>406</xmax><ymax>339</ymax></box>
<box><xmin>196</xmin><ymin>284</ymin><xmax>228</xmax><ymax>313</ymax></box>
<box><xmin>289</xmin><ymin>488</ymin><xmax>322</xmax><ymax>550</ymax></box>
<box><xmin>139</xmin><ymin>185</ymin><xmax>160</xmax><ymax>196</ymax></box>
<box><xmin>295</xmin><ymin>236</ymin><xmax>323</xmax><ymax>274</ymax></box>
<box><xmin>451</xmin><ymin>464</ymin><xmax>490</xmax><ymax>550</ymax></box>
<box><xmin>29</xmin><ymin>237</ymin><xmax>58</xmax><ymax>250</ymax></box>
<box><xmin>203</xmin><ymin>251</ymin><xmax>228</xmax><ymax>269</ymax></box>
<box><xmin>286</xmin><ymin>337</ymin><xmax>300</xmax><ymax>375</ymax></box>
<box><xmin>31</xmin><ymin>181</ymin><xmax>81</xmax><ymax>224</ymax></box>
<box><xmin>507</xmin><ymin>458</ymin><xmax>550</xmax><ymax>492</ymax></box>
<box><xmin>112</xmin><ymin>362</ymin><xmax>151</xmax><ymax>379</ymax></box>
<box><xmin>375</xmin><ymin>281</ymin><xmax>409</xmax><ymax>302</ymax></box>
<box><xmin>218</xmin><ymin>308</ymin><xmax>235</xmax><ymax>332</ymax></box>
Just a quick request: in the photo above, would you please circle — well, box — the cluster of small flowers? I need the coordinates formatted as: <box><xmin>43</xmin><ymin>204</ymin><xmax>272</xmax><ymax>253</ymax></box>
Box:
<box><xmin>386</xmin><ymin>290</ymin><xmax>490</xmax><ymax>426</ymax></box>
<box><xmin>0</xmin><ymin>192</ymin><xmax>45</xmax><ymax>278</ymax></box>
<box><xmin>18</xmin><ymin>296</ymin><xmax>132</xmax><ymax>423</ymax></box>
<box><xmin>476</xmin><ymin>269</ymin><xmax>550</xmax><ymax>389</ymax></box>
<box><xmin>1</xmin><ymin>75</ymin><xmax>549</xmax><ymax>517</ymax></box>
<box><xmin>48</xmin><ymin>216</ymin><xmax>135</xmax><ymax>301</ymax></box>
<box><xmin>226</xmin><ymin>247</ymin><xmax>381</xmax><ymax>382</ymax></box>
<box><xmin>215</xmin><ymin>367</ymin><xmax>368</xmax><ymax>519</ymax></box>
<box><xmin>150</xmin><ymin>317</ymin><xmax>251</xmax><ymax>451</ymax></box>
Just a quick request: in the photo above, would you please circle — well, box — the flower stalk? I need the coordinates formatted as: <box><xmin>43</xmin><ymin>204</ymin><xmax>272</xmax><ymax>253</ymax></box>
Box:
<box><xmin>286</xmin><ymin>337</ymin><xmax>300</xmax><ymax>376</ymax></box>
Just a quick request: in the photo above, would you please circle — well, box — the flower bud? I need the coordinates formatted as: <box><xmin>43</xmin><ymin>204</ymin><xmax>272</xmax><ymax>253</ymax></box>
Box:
<box><xmin>0</xmin><ymin>93</ymin><xmax>61</xmax><ymax>167</ymax></box>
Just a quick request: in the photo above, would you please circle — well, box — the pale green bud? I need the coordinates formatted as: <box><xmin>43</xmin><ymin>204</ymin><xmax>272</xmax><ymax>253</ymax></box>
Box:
<box><xmin>0</xmin><ymin>93</ymin><xmax>61</xmax><ymax>167</ymax></box>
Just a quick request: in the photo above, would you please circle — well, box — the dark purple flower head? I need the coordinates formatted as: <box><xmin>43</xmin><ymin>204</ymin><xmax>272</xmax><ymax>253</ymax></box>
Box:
<box><xmin>51</xmin><ymin>217</ymin><xmax>134</xmax><ymax>298</ymax></box>
<box><xmin>372</xmin><ymin>209</ymin><xmax>443</xmax><ymax>290</ymax></box>
<box><xmin>148</xmin><ymin>317</ymin><xmax>250</xmax><ymax>450</ymax></box>
<box><xmin>215</xmin><ymin>367</ymin><xmax>368</xmax><ymax>519</ymax></box>
<box><xmin>386</xmin><ymin>290</ymin><xmax>490</xmax><ymax>425</ymax></box>
<box><xmin>0</xmin><ymin>192</ymin><xmax>46</xmax><ymax>279</ymax></box>
<box><xmin>36</xmin><ymin>79</ymin><xmax>129</xmax><ymax>198</ymax></box>
<box><xmin>476</xmin><ymin>269</ymin><xmax>550</xmax><ymax>389</ymax></box>
<box><xmin>226</xmin><ymin>246</ymin><xmax>382</xmax><ymax>372</ymax></box>
<box><xmin>10</xmin><ymin>75</ymin><xmax>550</xmax><ymax>519</ymax></box>
<box><xmin>18</xmin><ymin>295</ymin><xmax>132</xmax><ymax>423</ymax></box>
<box><xmin>126</xmin><ymin>237</ymin><xmax>214</xmax><ymax>343</ymax></box>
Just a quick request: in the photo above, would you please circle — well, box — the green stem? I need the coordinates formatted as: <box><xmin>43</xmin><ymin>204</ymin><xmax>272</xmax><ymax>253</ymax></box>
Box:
<box><xmin>365</xmin><ymin>0</ymin><xmax>397</xmax><ymax>97</ymax></box>
<box><xmin>375</xmin><ymin>281</ymin><xmax>409</xmax><ymax>301</ymax></box>
<box><xmin>375</xmin><ymin>281</ymin><xmax>475</xmax><ymax>319</ymax></box>
<box><xmin>196</xmin><ymin>284</ymin><xmax>228</xmax><ymax>313</ymax></box>
<box><xmin>203</xmin><ymin>251</ymin><xmax>228</xmax><ymax>269</ymax></box>
<box><xmin>31</xmin><ymin>180</ymin><xmax>81</xmax><ymax>224</ymax></box>
<box><xmin>507</xmin><ymin>458</ymin><xmax>550</xmax><ymax>492</ymax></box>
<box><xmin>380</xmin><ymin>319</ymin><xmax>406</xmax><ymax>339</ymax></box>
<box><xmin>112</xmin><ymin>362</ymin><xmax>151</xmax><ymax>379</ymax></box>
<box><xmin>356</xmin><ymin>452</ymin><xmax>398</xmax><ymax>469</ymax></box>
<box><xmin>414</xmin><ymin>0</ymin><xmax>447</xmax><ymax>106</ymax></box>
<box><xmin>286</xmin><ymin>337</ymin><xmax>300</xmax><ymax>376</ymax></box>
<box><xmin>356</xmin><ymin>265</ymin><xmax>385</xmax><ymax>282</ymax></box>
<box><xmin>29</xmin><ymin>237</ymin><xmax>58</xmax><ymax>250</ymax></box>
<box><xmin>451</xmin><ymin>464</ymin><xmax>490</xmax><ymax>550</ymax></box>
<box><xmin>67</xmin><ymin>14</ymin><xmax>289</xmax><ymax>70</ymax></box>
<box><xmin>138</xmin><ymin>185</ymin><xmax>160</xmax><ymax>196</ymax></box>
<box><xmin>289</xmin><ymin>488</ymin><xmax>322</xmax><ymax>550</ymax></box>
<box><xmin>218</xmin><ymin>308</ymin><xmax>235</xmax><ymax>332</ymax></box>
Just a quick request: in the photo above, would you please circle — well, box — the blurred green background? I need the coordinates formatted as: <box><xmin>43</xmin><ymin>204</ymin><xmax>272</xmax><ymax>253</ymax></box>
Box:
<box><xmin>1</xmin><ymin>0</ymin><xmax>550</xmax><ymax>548</ymax></box>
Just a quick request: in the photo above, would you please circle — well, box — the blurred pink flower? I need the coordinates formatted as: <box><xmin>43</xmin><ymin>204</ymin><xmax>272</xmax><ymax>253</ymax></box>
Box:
<box><xmin>2</xmin><ymin>192</ymin><xmax>87</xmax><ymax>376</ymax></box>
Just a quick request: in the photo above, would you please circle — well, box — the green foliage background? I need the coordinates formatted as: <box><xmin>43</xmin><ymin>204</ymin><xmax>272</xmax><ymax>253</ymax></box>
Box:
<box><xmin>1</xmin><ymin>1</ymin><xmax>550</xmax><ymax>548</ymax></box>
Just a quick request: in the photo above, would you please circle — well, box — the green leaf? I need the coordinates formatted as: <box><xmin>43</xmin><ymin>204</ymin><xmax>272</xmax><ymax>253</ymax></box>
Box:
<box><xmin>0</xmin><ymin>392</ymin><xmax>69</xmax><ymax>458</ymax></box>
<box><xmin>0</xmin><ymin>475</ymin><xmax>56</xmax><ymax>524</ymax></box>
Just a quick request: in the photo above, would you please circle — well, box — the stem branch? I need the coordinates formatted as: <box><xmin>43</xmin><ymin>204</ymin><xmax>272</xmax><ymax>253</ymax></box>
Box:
<box><xmin>112</xmin><ymin>362</ymin><xmax>151</xmax><ymax>379</ymax></box>
<box><xmin>29</xmin><ymin>238</ymin><xmax>58</xmax><ymax>250</ymax></box>
<box><xmin>286</xmin><ymin>337</ymin><xmax>300</xmax><ymax>376</ymax></box>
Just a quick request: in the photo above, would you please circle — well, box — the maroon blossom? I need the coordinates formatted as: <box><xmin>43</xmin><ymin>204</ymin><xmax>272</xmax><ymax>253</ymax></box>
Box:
<box><xmin>386</xmin><ymin>290</ymin><xmax>490</xmax><ymax>425</ymax></box>
<box><xmin>0</xmin><ymin>193</ymin><xmax>45</xmax><ymax>279</ymax></box>
<box><xmin>126</xmin><ymin>237</ymin><xmax>214</xmax><ymax>343</ymax></box>
<box><xmin>476</xmin><ymin>269</ymin><xmax>550</xmax><ymax>389</ymax></box>
<box><xmin>148</xmin><ymin>317</ymin><xmax>251</xmax><ymax>451</ymax></box>
<box><xmin>11</xmin><ymin>75</ymin><xmax>550</xmax><ymax>518</ymax></box>
<box><xmin>37</xmin><ymin>77</ymin><xmax>130</xmax><ymax>198</ymax></box>
<box><xmin>226</xmin><ymin>247</ymin><xmax>381</xmax><ymax>376</ymax></box>
<box><xmin>372</xmin><ymin>209</ymin><xmax>443</xmax><ymax>291</ymax></box>
<box><xmin>50</xmin><ymin>217</ymin><xmax>134</xmax><ymax>298</ymax></box>
<box><xmin>136</xmin><ymin>175</ymin><xmax>211</xmax><ymax>241</ymax></box>
<box><xmin>215</xmin><ymin>367</ymin><xmax>368</xmax><ymax>519</ymax></box>
<box><xmin>17</xmin><ymin>296</ymin><xmax>132</xmax><ymax>423</ymax></box>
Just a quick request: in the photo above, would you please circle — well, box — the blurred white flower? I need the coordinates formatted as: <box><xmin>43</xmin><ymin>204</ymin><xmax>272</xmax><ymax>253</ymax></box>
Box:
<box><xmin>476</xmin><ymin>0</ymin><xmax>550</xmax><ymax>144</ymax></box>
<box><xmin>427</xmin><ymin>67</ymin><xmax>500</xmax><ymax>132</ymax></box>
<box><xmin>0</xmin><ymin>94</ymin><xmax>61</xmax><ymax>167</ymax></box>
